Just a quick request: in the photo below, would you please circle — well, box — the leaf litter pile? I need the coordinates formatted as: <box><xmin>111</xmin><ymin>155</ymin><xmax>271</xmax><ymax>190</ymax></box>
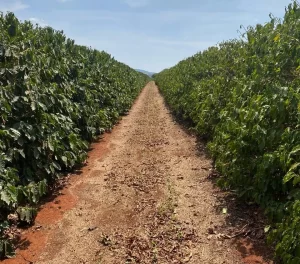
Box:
<box><xmin>98</xmin><ymin>181</ymin><xmax>197</xmax><ymax>264</ymax></box>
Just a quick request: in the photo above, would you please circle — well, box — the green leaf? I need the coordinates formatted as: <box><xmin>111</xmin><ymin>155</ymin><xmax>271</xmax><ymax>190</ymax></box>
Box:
<box><xmin>264</xmin><ymin>225</ymin><xmax>271</xmax><ymax>233</ymax></box>
<box><xmin>30</xmin><ymin>102</ymin><xmax>36</xmax><ymax>111</ymax></box>
<box><xmin>17</xmin><ymin>137</ymin><xmax>25</xmax><ymax>146</ymax></box>
<box><xmin>274</xmin><ymin>34</ymin><xmax>280</xmax><ymax>42</ymax></box>
<box><xmin>9</xmin><ymin>128</ymin><xmax>21</xmax><ymax>139</ymax></box>
<box><xmin>289</xmin><ymin>163</ymin><xmax>300</xmax><ymax>172</ymax></box>
<box><xmin>48</xmin><ymin>141</ymin><xmax>54</xmax><ymax>151</ymax></box>
<box><xmin>70</xmin><ymin>142</ymin><xmax>76</xmax><ymax>151</ymax></box>
<box><xmin>289</xmin><ymin>146</ymin><xmax>300</xmax><ymax>158</ymax></box>
<box><xmin>0</xmin><ymin>191</ymin><xmax>11</xmax><ymax>206</ymax></box>
<box><xmin>33</xmin><ymin>148</ymin><xmax>40</xmax><ymax>159</ymax></box>
<box><xmin>61</xmin><ymin>156</ymin><xmax>68</xmax><ymax>166</ymax></box>
<box><xmin>18</xmin><ymin>149</ymin><xmax>25</xmax><ymax>158</ymax></box>
<box><xmin>17</xmin><ymin>207</ymin><xmax>37</xmax><ymax>224</ymax></box>
<box><xmin>38</xmin><ymin>180</ymin><xmax>47</xmax><ymax>196</ymax></box>
<box><xmin>283</xmin><ymin>171</ymin><xmax>297</xmax><ymax>184</ymax></box>
<box><xmin>52</xmin><ymin>161</ymin><xmax>61</xmax><ymax>171</ymax></box>
<box><xmin>0</xmin><ymin>239</ymin><xmax>15</xmax><ymax>259</ymax></box>
<box><xmin>6</xmin><ymin>185</ymin><xmax>18</xmax><ymax>204</ymax></box>
<box><xmin>293</xmin><ymin>175</ymin><xmax>300</xmax><ymax>186</ymax></box>
<box><xmin>37</xmin><ymin>102</ymin><xmax>47</xmax><ymax>111</ymax></box>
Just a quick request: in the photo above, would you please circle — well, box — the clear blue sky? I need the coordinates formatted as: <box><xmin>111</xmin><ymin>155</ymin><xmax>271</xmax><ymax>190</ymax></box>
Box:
<box><xmin>0</xmin><ymin>0</ymin><xmax>292</xmax><ymax>72</ymax></box>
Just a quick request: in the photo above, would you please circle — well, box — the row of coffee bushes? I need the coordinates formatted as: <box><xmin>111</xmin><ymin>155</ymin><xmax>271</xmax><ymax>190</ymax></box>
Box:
<box><xmin>0</xmin><ymin>12</ymin><xmax>149</xmax><ymax>258</ymax></box>
<box><xmin>154</xmin><ymin>2</ymin><xmax>300</xmax><ymax>263</ymax></box>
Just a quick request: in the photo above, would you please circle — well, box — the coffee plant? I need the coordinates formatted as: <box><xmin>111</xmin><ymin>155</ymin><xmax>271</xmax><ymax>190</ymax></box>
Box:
<box><xmin>0</xmin><ymin>12</ymin><xmax>149</xmax><ymax>258</ymax></box>
<box><xmin>155</xmin><ymin>2</ymin><xmax>300</xmax><ymax>263</ymax></box>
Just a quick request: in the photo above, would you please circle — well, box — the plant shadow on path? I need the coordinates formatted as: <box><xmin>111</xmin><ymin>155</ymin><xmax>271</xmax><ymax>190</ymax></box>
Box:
<box><xmin>212</xmin><ymin>190</ymin><xmax>276</xmax><ymax>264</ymax></box>
<box><xmin>17</xmin><ymin>239</ymin><xmax>31</xmax><ymax>251</ymax></box>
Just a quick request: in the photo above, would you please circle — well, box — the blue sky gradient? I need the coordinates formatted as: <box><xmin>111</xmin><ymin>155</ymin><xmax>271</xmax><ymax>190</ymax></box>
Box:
<box><xmin>0</xmin><ymin>0</ymin><xmax>292</xmax><ymax>72</ymax></box>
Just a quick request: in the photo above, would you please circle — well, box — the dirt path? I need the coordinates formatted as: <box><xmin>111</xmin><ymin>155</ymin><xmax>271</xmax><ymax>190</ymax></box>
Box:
<box><xmin>4</xmin><ymin>82</ymin><xmax>273</xmax><ymax>264</ymax></box>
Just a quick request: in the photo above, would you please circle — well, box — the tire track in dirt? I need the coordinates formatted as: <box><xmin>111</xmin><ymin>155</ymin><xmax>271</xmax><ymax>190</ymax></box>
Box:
<box><xmin>3</xmin><ymin>81</ymin><xmax>273</xmax><ymax>264</ymax></box>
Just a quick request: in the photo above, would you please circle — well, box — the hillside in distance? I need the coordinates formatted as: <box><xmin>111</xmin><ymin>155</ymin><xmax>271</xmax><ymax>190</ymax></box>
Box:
<box><xmin>136</xmin><ymin>69</ymin><xmax>156</xmax><ymax>77</ymax></box>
